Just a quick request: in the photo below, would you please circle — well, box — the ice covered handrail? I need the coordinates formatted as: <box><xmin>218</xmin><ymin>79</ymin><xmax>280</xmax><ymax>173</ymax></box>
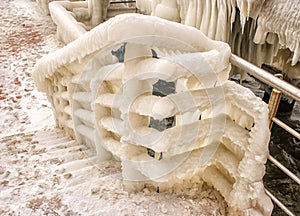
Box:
<box><xmin>33</xmin><ymin>14</ymin><xmax>274</xmax><ymax>215</ymax></box>
<box><xmin>33</xmin><ymin>14</ymin><xmax>230</xmax><ymax>92</ymax></box>
<box><xmin>49</xmin><ymin>1</ymin><xmax>88</xmax><ymax>44</ymax></box>
<box><xmin>230</xmin><ymin>53</ymin><xmax>300</xmax><ymax>216</ymax></box>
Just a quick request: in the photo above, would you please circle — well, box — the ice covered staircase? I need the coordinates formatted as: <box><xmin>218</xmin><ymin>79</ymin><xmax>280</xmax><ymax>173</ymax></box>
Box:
<box><xmin>0</xmin><ymin>129</ymin><xmax>159</xmax><ymax>214</ymax></box>
<box><xmin>0</xmin><ymin>129</ymin><xmax>101</xmax><ymax>214</ymax></box>
<box><xmin>0</xmin><ymin>129</ymin><xmax>228</xmax><ymax>215</ymax></box>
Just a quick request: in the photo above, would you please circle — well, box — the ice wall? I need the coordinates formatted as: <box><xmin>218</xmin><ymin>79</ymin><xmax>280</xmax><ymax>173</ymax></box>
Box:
<box><xmin>254</xmin><ymin>0</ymin><xmax>300</xmax><ymax>65</ymax></box>
<box><xmin>137</xmin><ymin>0</ymin><xmax>266</xmax><ymax>41</ymax></box>
<box><xmin>33</xmin><ymin>14</ymin><xmax>272</xmax><ymax>215</ymax></box>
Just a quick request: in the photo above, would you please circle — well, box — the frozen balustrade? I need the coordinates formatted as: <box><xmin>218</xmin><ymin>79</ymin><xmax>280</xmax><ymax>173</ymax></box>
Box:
<box><xmin>40</xmin><ymin>0</ymin><xmax>136</xmax><ymax>43</ymax></box>
<box><xmin>33</xmin><ymin>14</ymin><xmax>273</xmax><ymax>215</ymax></box>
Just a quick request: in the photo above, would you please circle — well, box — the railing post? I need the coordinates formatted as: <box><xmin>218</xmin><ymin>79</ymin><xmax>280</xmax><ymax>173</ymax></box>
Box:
<box><xmin>268</xmin><ymin>74</ymin><xmax>283</xmax><ymax>129</ymax></box>
<box><xmin>268</xmin><ymin>88</ymin><xmax>282</xmax><ymax>129</ymax></box>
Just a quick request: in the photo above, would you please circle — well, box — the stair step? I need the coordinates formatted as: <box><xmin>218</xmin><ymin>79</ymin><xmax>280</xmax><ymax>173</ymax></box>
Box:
<box><xmin>55</xmin><ymin>156</ymin><xmax>98</xmax><ymax>172</ymax></box>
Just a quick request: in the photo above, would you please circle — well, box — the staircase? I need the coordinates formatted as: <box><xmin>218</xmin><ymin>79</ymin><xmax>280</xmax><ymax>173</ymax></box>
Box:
<box><xmin>0</xmin><ymin>128</ymin><xmax>122</xmax><ymax>215</ymax></box>
<box><xmin>0</xmin><ymin>128</ymin><xmax>226</xmax><ymax>215</ymax></box>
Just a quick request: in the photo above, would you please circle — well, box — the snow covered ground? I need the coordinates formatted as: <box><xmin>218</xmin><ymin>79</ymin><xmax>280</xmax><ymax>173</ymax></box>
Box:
<box><xmin>0</xmin><ymin>0</ymin><xmax>227</xmax><ymax>215</ymax></box>
<box><xmin>0</xmin><ymin>0</ymin><xmax>59</xmax><ymax>136</ymax></box>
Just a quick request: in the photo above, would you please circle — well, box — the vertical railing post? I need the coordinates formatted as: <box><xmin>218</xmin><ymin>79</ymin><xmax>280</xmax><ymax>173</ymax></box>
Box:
<box><xmin>268</xmin><ymin>88</ymin><xmax>282</xmax><ymax>129</ymax></box>
<box><xmin>268</xmin><ymin>74</ymin><xmax>283</xmax><ymax>129</ymax></box>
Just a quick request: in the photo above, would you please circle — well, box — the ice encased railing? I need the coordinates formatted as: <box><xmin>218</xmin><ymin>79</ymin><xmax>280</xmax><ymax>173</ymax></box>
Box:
<box><xmin>33</xmin><ymin>14</ymin><xmax>273</xmax><ymax>215</ymax></box>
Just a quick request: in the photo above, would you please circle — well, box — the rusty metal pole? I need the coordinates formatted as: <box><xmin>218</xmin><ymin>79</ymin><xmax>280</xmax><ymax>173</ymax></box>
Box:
<box><xmin>268</xmin><ymin>74</ymin><xmax>283</xmax><ymax>129</ymax></box>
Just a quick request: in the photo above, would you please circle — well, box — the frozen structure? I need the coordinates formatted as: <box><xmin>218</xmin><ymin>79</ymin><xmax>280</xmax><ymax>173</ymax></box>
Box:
<box><xmin>137</xmin><ymin>0</ymin><xmax>300</xmax><ymax>80</ymax></box>
<box><xmin>37</xmin><ymin>0</ymin><xmax>110</xmax><ymax>17</ymax></box>
<box><xmin>37</xmin><ymin>0</ymin><xmax>135</xmax><ymax>42</ymax></box>
<box><xmin>33</xmin><ymin>14</ymin><xmax>273</xmax><ymax>215</ymax></box>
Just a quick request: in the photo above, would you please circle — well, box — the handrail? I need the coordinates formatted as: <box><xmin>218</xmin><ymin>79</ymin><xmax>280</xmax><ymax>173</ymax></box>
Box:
<box><xmin>272</xmin><ymin>117</ymin><xmax>300</xmax><ymax>140</ymax></box>
<box><xmin>230</xmin><ymin>53</ymin><xmax>300</xmax><ymax>216</ymax></box>
<box><xmin>230</xmin><ymin>54</ymin><xmax>300</xmax><ymax>102</ymax></box>
<box><xmin>265</xmin><ymin>189</ymin><xmax>295</xmax><ymax>216</ymax></box>
<box><xmin>268</xmin><ymin>155</ymin><xmax>300</xmax><ymax>185</ymax></box>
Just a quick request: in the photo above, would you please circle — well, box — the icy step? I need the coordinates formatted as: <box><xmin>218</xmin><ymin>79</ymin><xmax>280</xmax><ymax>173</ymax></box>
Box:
<box><xmin>214</xmin><ymin>145</ymin><xmax>239</xmax><ymax>183</ymax></box>
<box><xmin>30</xmin><ymin>135</ymin><xmax>96</xmax><ymax>162</ymax></box>
<box><xmin>202</xmin><ymin>166</ymin><xmax>233</xmax><ymax>201</ymax></box>
<box><xmin>61</xmin><ymin>175</ymin><xmax>115</xmax><ymax>193</ymax></box>
<box><xmin>30</xmin><ymin>149</ymin><xmax>86</xmax><ymax>165</ymax></box>
<box><xmin>34</xmin><ymin>131</ymin><xmax>73</xmax><ymax>141</ymax></box>
<box><xmin>36</xmin><ymin>138</ymin><xmax>76</xmax><ymax>150</ymax></box>
<box><xmin>39</xmin><ymin>140</ymin><xmax>78</xmax><ymax>151</ymax></box>
<box><xmin>35</xmin><ymin>136</ymin><xmax>74</xmax><ymax>147</ymax></box>
<box><xmin>59</xmin><ymin>165</ymin><xmax>121</xmax><ymax>191</ymax></box>
<box><xmin>55</xmin><ymin>156</ymin><xmax>98</xmax><ymax>172</ymax></box>
<box><xmin>41</xmin><ymin>144</ymin><xmax>88</xmax><ymax>156</ymax></box>
<box><xmin>58</xmin><ymin>166</ymin><xmax>103</xmax><ymax>188</ymax></box>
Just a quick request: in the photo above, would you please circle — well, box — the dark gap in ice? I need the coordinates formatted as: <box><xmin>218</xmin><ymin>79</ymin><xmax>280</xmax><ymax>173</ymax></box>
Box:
<box><xmin>151</xmin><ymin>49</ymin><xmax>158</xmax><ymax>59</ymax></box>
<box><xmin>111</xmin><ymin>42</ymin><xmax>127</xmax><ymax>63</ymax></box>
<box><xmin>147</xmin><ymin>79</ymin><xmax>176</xmax><ymax>159</ymax></box>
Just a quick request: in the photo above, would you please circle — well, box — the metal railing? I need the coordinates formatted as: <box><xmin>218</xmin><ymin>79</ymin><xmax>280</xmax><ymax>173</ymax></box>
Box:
<box><xmin>230</xmin><ymin>54</ymin><xmax>300</xmax><ymax>216</ymax></box>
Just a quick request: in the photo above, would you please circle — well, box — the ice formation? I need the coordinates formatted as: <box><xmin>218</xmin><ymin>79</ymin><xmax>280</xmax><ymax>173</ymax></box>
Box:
<box><xmin>33</xmin><ymin>14</ymin><xmax>273</xmax><ymax>215</ymax></box>
<box><xmin>137</xmin><ymin>0</ymin><xmax>300</xmax><ymax>79</ymax></box>
<box><xmin>41</xmin><ymin>0</ymin><xmax>136</xmax><ymax>43</ymax></box>
<box><xmin>36</xmin><ymin>0</ymin><xmax>52</xmax><ymax>14</ymax></box>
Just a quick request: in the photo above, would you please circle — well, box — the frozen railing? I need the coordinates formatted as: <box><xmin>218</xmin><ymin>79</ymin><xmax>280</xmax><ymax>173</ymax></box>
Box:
<box><xmin>33</xmin><ymin>13</ymin><xmax>275</xmax><ymax>215</ymax></box>
<box><xmin>230</xmin><ymin>54</ymin><xmax>300</xmax><ymax>216</ymax></box>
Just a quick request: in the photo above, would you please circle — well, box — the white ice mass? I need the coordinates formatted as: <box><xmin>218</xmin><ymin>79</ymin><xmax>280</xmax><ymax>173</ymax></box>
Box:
<box><xmin>33</xmin><ymin>14</ymin><xmax>273</xmax><ymax>215</ymax></box>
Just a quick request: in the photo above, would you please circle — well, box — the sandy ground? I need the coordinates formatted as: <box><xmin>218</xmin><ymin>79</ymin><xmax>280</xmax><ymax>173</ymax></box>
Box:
<box><xmin>0</xmin><ymin>0</ymin><xmax>227</xmax><ymax>215</ymax></box>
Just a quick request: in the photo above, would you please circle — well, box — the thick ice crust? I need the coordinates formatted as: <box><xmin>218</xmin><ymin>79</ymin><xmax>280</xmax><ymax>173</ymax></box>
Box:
<box><xmin>33</xmin><ymin>14</ymin><xmax>272</xmax><ymax>215</ymax></box>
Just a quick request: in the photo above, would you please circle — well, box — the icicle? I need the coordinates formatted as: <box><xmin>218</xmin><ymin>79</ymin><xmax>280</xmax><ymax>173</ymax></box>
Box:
<box><xmin>176</xmin><ymin>0</ymin><xmax>189</xmax><ymax>24</ymax></box>
<box><xmin>208</xmin><ymin>0</ymin><xmax>218</xmax><ymax>39</ymax></box>
<box><xmin>195</xmin><ymin>0</ymin><xmax>203</xmax><ymax>29</ymax></box>
<box><xmin>266</xmin><ymin>32</ymin><xmax>277</xmax><ymax>45</ymax></box>
<box><xmin>228</xmin><ymin>0</ymin><xmax>236</xmax><ymax>35</ymax></box>
<box><xmin>292</xmin><ymin>42</ymin><xmax>300</xmax><ymax>66</ymax></box>
<box><xmin>185</xmin><ymin>0</ymin><xmax>197</xmax><ymax>27</ymax></box>
<box><xmin>253</xmin><ymin>24</ymin><xmax>267</xmax><ymax>44</ymax></box>
<box><xmin>200</xmin><ymin>0</ymin><xmax>211</xmax><ymax>36</ymax></box>
<box><xmin>215</xmin><ymin>0</ymin><xmax>227</xmax><ymax>41</ymax></box>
